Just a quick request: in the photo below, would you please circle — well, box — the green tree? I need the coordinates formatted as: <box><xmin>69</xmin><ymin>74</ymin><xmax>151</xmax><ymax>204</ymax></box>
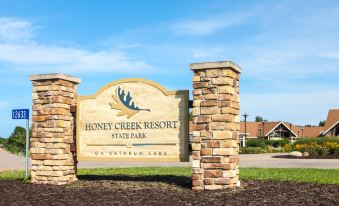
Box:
<box><xmin>8</xmin><ymin>126</ymin><xmax>26</xmax><ymax>151</ymax></box>
<box><xmin>255</xmin><ymin>116</ymin><xmax>264</xmax><ymax>122</ymax></box>
<box><xmin>4</xmin><ymin>126</ymin><xmax>31</xmax><ymax>154</ymax></box>
<box><xmin>318</xmin><ymin>121</ymin><xmax>326</xmax><ymax>127</ymax></box>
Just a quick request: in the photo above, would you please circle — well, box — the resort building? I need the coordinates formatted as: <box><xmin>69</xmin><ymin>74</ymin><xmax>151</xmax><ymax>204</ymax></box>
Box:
<box><xmin>189</xmin><ymin>109</ymin><xmax>339</xmax><ymax>147</ymax></box>
<box><xmin>322</xmin><ymin>109</ymin><xmax>339</xmax><ymax>137</ymax></box>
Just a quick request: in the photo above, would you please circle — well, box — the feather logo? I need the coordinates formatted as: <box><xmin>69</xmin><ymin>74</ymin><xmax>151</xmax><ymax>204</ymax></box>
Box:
<box><xmin>110</xmin><ymin>87</ymin><xmax>150</xmax><ymax>118</ymax></box>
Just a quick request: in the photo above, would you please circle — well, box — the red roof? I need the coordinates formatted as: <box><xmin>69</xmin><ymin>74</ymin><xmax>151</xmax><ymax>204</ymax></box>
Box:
<box><xmin>323</xmin><ymin>109</ymin><xmax>339</xmax><ymax>135</ymax></box>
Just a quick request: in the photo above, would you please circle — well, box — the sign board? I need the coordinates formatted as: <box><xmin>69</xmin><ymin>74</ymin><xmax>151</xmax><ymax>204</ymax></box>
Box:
<box><xmin>77</xmin><ymin>78</ymin><xmax>189</xmax><ymax>162</ymax></box>
<box><xmin>12</xmin><ymin>109</ymin><xmax>29</xmax><ymax>120</ymax></box>
<box><xmin>12</xmin><ymin>108</ymin><xmax>30</xmax><ymax>178</ymax></box>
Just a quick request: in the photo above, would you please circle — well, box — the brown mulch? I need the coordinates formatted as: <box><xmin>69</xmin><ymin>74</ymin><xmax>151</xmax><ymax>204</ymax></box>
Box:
<box><xmin>0</xmin><ymin>175</ymin><xmax>338</xmax><ymax>206</ymax></box>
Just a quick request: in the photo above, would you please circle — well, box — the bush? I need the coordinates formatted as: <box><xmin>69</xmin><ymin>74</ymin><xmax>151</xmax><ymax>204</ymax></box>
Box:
<box><xmin>282</xmin><ymin>144</ymin><xmax>292</xmax><ymax>152</ymax></box>
<box><xmin>240</xmin><ymin>147</ymin><xmax>265</xmax><ymax>154</ymax></box>
<box><xmin>240</xmin><ymin>146</ymin><xmax>285</xmax><ymax>154</ymax></box>
<box><xmin>293</xmin><ymin>137</ymin><xmax>339</xmax><ymax>156</ymax></box>
<box><xmin>268</xmin><ymin>139</ymin><xmax>290</xmax><ymax>147</ymax></box>
<box><xmin>0</xmin><ymin>137</ymin><xmax>7</xmax><ymax>145</ymax></box>
<box><xmin>246</xmin><ymin>139</ymin><xmax>267</xmax><ymax>148</ymax></box>
<box><xmin>246</xmin><ymin>138</ymin><xmax>290</xmax><ymax>148</ymax></box>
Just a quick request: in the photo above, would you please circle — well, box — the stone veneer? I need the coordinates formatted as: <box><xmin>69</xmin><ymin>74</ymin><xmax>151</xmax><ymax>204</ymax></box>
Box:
<box><xmin>30</xmin><ymin>73</ymin><xmax>81</xmax><ymax>185</ymax></box>
<box><xmin>190</xmin><ymin>61</ymin><xmax>241</xmax><ymax>190</ymax></box>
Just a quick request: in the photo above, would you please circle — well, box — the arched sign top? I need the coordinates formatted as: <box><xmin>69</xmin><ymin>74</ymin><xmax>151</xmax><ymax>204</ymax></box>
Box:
<box><xmin>80</xmin><ymin>78</ymin><xmax>182</xmax><ymax>99</ymax></box>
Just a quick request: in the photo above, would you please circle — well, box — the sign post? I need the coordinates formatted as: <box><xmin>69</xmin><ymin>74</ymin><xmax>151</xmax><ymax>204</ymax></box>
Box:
<box><xmin>12</xmin><ymin>109</ymin><xmax>30</xmax><ymax>178</ymax></box>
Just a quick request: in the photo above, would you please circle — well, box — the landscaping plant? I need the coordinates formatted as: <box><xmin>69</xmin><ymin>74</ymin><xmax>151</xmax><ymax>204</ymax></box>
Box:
<box><xmin>293</xmin><ymin>137</ymin><xmax>339</xmax><ymax>156</ymax></box>
<box><xmin>241</xmin><ymin>139</ymin><xmax>291</xmax><ymax>154</ymax></box>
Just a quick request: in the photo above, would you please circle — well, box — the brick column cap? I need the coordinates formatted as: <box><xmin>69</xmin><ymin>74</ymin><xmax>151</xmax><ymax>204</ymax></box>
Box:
<box><xmin>190</xmin><ymin>61</ymin><xmax>242</xmax><ymax>73</ymax></box>
<box><xmin>30</xmin><ymin>73</ymin><xmax>81</xmax><ymax>84</ymax></box>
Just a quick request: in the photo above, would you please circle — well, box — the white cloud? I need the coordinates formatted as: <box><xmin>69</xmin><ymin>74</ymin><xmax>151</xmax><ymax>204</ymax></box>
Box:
<box><xmin>0</xmin><ymin>17</ymin><xmax>38</xmax><ymax>42</ymax></box>
<box><xmin>0</xmin><ymin>17</ymin><xmax>154</xmax><ymax>74</ymax></box>
<box><xmin>0</xmin><ymin>43</ymin><xmax>154</xmax><ymax>73</ymax></box>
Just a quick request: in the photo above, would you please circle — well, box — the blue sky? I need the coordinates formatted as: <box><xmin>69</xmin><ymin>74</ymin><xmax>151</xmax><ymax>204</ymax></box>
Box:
<box><xmin>1</xmin><ymin>0</ymin><xmax>339</xmax><ymax>137</ymax></box>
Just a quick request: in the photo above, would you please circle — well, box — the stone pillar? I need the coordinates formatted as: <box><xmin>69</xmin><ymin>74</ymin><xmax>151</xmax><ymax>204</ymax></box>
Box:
<box><xmin>190</xmin><ymin>61</ymin><xmax>241</xmax><ymax>190</ymax></box>
<box><xmin>30</xmin><ymin>73</ymin><xmax>81</xmax><ymax>185</ymax></box>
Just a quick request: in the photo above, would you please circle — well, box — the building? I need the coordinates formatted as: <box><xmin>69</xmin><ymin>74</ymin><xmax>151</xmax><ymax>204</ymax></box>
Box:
<box><xmin>239</xmin><ymin>109</ymin><xmax>339</xmax><ymax>146</ymax></box>
<box><xmin>189</xmin><ymin>109</ymin><xmax>339</xmax><ymax>147</ymax></box>
<box><xmin>322</xmin><ymin>109</ymin><xmax>339</xmax><ymax>137</ymax></box>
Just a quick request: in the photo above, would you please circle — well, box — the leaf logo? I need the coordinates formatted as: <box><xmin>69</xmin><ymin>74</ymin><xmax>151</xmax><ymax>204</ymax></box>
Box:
<box><xmin>110</xmin><ymin>87</ymin><xmax>150</xmax><ymax>118</ymax></box>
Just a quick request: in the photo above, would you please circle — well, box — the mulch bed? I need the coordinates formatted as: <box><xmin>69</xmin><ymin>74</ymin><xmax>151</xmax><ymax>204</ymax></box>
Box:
<box><xmin>273</xmin><ymin>155</ymin><xmax>339</xmax><ymax>159</ymax></box>
<box><xmin>0</xmin><ymin>175</ymin><xmax>338</xmax><ymax>206</ymax></box>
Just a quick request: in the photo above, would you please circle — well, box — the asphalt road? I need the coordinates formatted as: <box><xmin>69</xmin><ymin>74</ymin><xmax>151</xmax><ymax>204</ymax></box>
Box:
<box><xmin>1</xmin><ymin>148</ymin><xmax>339</xmax><ymax>171</ymax></box>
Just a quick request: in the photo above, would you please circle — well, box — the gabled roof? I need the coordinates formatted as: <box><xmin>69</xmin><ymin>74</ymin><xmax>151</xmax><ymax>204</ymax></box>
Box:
<box><xmin>322</xmin><ymin>109</ymin><xmax>339</xmax><ymax>135</ymax></box>
<box><xmin>240</xmin><ymin>121</ymin><xmax>298</xmax><ymax>137</ymax></box>
<box><xmin>265</xmin><ymin>122</ymin><xmax>298</xmax><ymax>137</ymax></box>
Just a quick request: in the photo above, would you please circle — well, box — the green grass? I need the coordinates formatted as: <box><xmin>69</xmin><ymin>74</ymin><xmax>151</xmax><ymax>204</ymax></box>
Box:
<box><xmin>78</xmin><ymin>167</ymin><xmax>192</xmax><ymax>177</ymax></box>
<box><xmin>1</xmin><ymin>167</ymin><xmax>339</xmax><ymax>185</ymax></box>
<box><xmin>240</xmin><ymin>168</ymin><xmax>339</xmax><ymax>185</ymax></box>
<box><xmin>0</xmin><ymin>170</ymin><xmax>25</xmax><ymax>181</ymax></box>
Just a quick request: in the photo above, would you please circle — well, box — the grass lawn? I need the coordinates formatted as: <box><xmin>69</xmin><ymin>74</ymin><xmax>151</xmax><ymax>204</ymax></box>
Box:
<box><xmin>1</xmin><ymin>167</ymin><xmax>339</xmax><ymax>185</ymax></box>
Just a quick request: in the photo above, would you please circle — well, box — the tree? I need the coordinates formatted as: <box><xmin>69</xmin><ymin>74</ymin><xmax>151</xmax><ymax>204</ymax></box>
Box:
<box><xmin>4</xmin><ymin>126</ymin><xmax>31</xmax><ymax>154</ymax></box>
<box><xmin>255</xmin><ymin>116</ymin><xmax>264</xmax><ymax>122</ymax></box>
<box><xmin>318</xmin><ymin>121</ymin><xmax>326</xmax><ymax>127</ymax></box>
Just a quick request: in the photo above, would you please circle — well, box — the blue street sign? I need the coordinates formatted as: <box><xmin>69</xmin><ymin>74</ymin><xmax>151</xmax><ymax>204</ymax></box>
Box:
<box><xmin>12</xmin><ymin>109</ymin><xmax>29</xmax><ymax>120</ymax></box>
<box><xmin>11</xmin><ymin>109</ymin><xmax>30</xmax><ymax>178</ymax></box>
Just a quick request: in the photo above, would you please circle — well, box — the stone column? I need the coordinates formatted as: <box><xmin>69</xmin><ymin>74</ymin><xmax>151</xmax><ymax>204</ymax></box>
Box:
<box><xmin>30</xmin><ymin>73</ymin><xmax>81</xmax><ymax>185</ymax></box>
<box><xmin>190</xmin><ymin>61</ymin><xmax>241</xmax><ymax>190</ymax></box>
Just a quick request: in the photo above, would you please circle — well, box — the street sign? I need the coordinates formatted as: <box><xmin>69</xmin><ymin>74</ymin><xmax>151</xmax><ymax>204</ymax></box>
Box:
<box><xmin>12</xmin><ymin>109</ymin><xmax>30</xmax><ymax>178</ymax></box>
<box><xmin>12</xmin><ymin>109</ymin><xmax>29</xmax><ymax>120</ymax></box>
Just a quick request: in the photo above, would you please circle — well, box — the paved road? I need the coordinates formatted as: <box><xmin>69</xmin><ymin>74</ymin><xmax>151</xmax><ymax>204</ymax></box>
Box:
<box><xmin>1</xmin><ymin>148</ymin><xmax>339</xmax><ymax>171</ymax></box>
<box><xmin>0</xmin><ymin>148</ymin><xmax>26</xmax><ymax>171</ymax></box>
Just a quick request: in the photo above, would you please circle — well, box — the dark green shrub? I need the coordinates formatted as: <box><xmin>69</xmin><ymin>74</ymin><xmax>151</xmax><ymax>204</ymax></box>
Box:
<box><xmin>246</xmin><ymin>138</ymin><xmax>290</xmax><ymax>148</ymax></box>
<box><xmin>246</xmin><ymin>139</ymin><xmax>267</xmax><ymax>148</ymax></box>
<box><xmin>267</xmin><ymin>139</ymin><xmax>290</xmax><ymax>147</ymax></box>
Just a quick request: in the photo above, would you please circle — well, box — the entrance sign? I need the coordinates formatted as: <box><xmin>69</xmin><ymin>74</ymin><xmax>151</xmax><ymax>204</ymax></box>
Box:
<box><xmin>77</xmin><ymin>78</ymin><xmax>189</xmax><ymax>162</ymax></box>
<box><xmin>12</xmin><ymin>109</ymin><xmax>30</xmax><ymax>178</ymax></box>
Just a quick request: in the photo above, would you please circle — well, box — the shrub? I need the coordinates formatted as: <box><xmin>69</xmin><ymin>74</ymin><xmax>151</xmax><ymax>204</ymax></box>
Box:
<box><xmin>0</xmin><ymin>137</ymin><xmax>7</xmax><ymax>145</ymax></box>
<box><xmin>268</xmin><ymin>139</ymin><xmax>290</xmax><ymax>147</ymax></box>
<box><xmin>282</xmin><ymin>144</ymin><xmax>292</xmax><ymax>152</ymax></box>
<box><xmin>240</xmin><ymin>147</ymin><xmax>265</xmax><ymax>154</ymax></box>
<box><xmin>246</xmin><ymin>138</ymin><xmax>290</xmax><ymax>148</ymax></box>
<box><xmin>246</xmin><ymin>139</ymin><xmax>267</xmax><ymax>148</ymax></box>
<box><xmin>293</xmin><ymin>137</ymin><xmax>339</xmax><ymax>156</ymax></box>
<box><xmin>240</xmin><ymin>146</ymin><xmax>284</xmax><ymax>154</ymax></box>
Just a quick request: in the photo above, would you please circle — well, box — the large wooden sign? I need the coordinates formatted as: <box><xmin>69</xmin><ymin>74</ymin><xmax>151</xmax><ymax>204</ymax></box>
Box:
<box><xmin>77</xmin><ymin>78</ymin><xmax>189</xmax><ymax>162</ymax></box>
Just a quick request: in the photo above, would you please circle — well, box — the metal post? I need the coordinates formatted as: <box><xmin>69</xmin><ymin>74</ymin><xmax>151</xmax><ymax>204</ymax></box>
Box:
<box><xmin>289</xmin><ymin>123</ymin><xmax>292</xmax><ymax>143</ymax></box>
<box><xmin>242</xmin><ymin>113</ymin><xmax>249</xmax><ymax>147</ymax></box>
<box><xmin>25</xmin><ymin>119</ymin><xmax>29</xmax><ymax>178</ymax></box>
